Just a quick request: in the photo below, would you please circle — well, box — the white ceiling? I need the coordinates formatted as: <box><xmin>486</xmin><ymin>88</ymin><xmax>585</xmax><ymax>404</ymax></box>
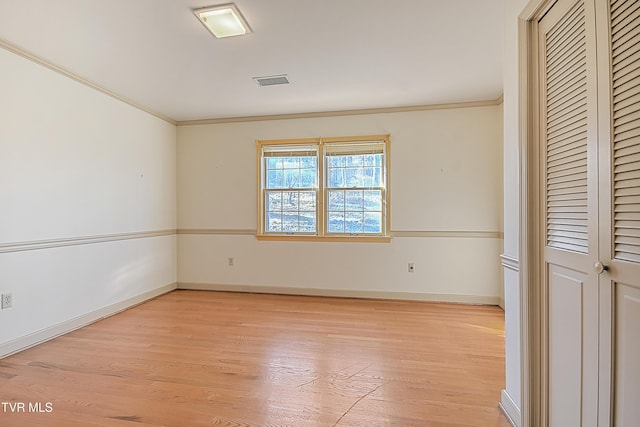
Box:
<box><xmin>0</xmin><ymin>0</ymin><xmax>503</xmax><ymax>122</ymax></box>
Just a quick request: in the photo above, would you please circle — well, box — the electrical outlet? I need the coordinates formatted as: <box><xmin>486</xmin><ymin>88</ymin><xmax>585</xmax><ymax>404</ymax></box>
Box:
<box><xmin>1</xmin><ymin>292</ymin><xmax>12</xmax><ymax>309</ymax></box>
<box><xmin>228</xmin><ymin>257</ymin><xmax>234</xmax><ymax>266</ymax></box>
<box><xmin>408</xmin><ymin>263</ymin><xmax>415</xmax><ymax>273</ymax></box>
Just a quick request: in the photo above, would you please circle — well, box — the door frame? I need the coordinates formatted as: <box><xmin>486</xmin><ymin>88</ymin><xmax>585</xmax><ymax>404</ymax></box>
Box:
<box><xmin>518</xmin><ymin>0</ymin><xmax>558</xmax><ymax>425</ymax></box>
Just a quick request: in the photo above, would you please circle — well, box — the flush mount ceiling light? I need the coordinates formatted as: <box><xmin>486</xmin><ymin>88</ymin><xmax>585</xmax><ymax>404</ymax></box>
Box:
<box><xmin>193</xmin><ymin>3</ymin><xmax>251</xmax><ymax>39</ymax></box>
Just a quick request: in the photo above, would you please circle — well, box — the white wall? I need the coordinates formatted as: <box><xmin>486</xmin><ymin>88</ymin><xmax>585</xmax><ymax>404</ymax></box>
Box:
<box><xmin>0</xmin><ymin>47</ymin><xmax>177</xmax><ymax>356</ymax></box>
<box><xmin>501</xmin><ymin>0</ymin><xmax>530</xmax><ymax>424</ymax></box>
<box><xmin>177</xmin><ymin>106</ymin><xmax>504</xmax><ymax>302</ymax></box>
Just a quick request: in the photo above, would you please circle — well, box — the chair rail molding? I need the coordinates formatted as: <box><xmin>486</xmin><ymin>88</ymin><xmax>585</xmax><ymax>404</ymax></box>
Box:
<box><xmin>500</xmin><ymin>254</ymin><xmax>520</xmax><ymax>272</ymax></box>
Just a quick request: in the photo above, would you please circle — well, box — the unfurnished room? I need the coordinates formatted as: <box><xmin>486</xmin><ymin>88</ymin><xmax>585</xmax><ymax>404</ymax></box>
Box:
<box><xmin>1</xmin><ymin>0</ymin><xmax>639</xmax><ymax>426</ymax></box>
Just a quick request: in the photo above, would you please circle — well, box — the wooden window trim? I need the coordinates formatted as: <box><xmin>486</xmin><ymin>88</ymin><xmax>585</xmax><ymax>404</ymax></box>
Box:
<box><xmin>256</xmin><ymin>135</ymin><xmax>391</xmax><ymax>242</ymax></box>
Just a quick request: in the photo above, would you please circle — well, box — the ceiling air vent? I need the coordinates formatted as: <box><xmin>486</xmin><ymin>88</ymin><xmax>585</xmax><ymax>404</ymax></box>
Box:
<box><xmin>253</xmin><ymin>75</ymin><xmax>290</xmax><ymax>87</ymax></box>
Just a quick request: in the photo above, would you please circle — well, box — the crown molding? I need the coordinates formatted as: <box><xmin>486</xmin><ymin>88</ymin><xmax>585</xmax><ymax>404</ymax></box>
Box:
<box><xmin>0</xmin><ymin>38</ymin><xmax>176</xmax><ymax>126</ymax></box>
<box><xmin>176</xmin><ymin>97</ymin><xmax>505</xmax><ymax>126</ymax></box>
<box><xmin>1</xmin><ymin>37</ymin><xmax>503</xmax><ymax>128</ymax></box>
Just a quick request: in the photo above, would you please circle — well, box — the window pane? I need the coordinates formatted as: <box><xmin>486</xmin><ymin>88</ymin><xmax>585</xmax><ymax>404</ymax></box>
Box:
<box><xmin>363</xmin><ymin>154</ymin><xmax>376</xmax><ymax>166</ymax></box>
<box><xmin>266</xmin><ymin>170</ymin><xmax>282</xmax><ymax>189</ymax></box>
<box><xmin>362</xmin><ymin>167</ymin><xmax>383</xmax><ymax>187</ymax></box>
<box><xmin>282</xmin><ymin>191</ymin><xmax>298</xmax><ymax>211</ymax></box>
<box><xmin>266</xmin><ymin>212</ymin><xmax>282</xmax><ymax>232</ymax></box>
<box><xmin>346</xmin><ymin>155</ymin><xmax>363</xmax><ymax>167</ymax></box>
<box><xmin>345</xmin><ymin>168</ymin><xmax>363</xmax><ymax>187</ymax></box>
<box><xmin>364</xmin><ymin>190</ymin><xmax>382</xmax><ymax>211</ymax></box>
<box><xmin>328</xmin><ymin>190</ymin><xmax>345</xmax><ymax>211</ymax></box>
<box><xmin>328</xmin><ymin>212</ymin><xmax>345</xmax><ymax>233</ymax></box>
<box><xmin>282</xmin><ymin>157</ymin><xmax>299</xmax><ymax>169</ymax></box>
<box><xmin>374</xmin><ymin>167</ymin><xmax>383</xmax><ymax>186</ymax></box>
<box><xmin>364</xmin><ymin>212</ymin><xmax>382</xmax><ymax>233</ymax></box>
<box><xmin>300</xmin><ymin>168</ymin><xmax>316</xmax><ymax>187</ymax></box>
<box><xmin>299</xmin><ymin>191</ymin><xmax>315</xmax><ymax>211</ymax></box>
<box><xmin>299</xmin><ymin>212</ymin><xmax>316</xmax><ymax>233</ymax></box>
<box><xmin>300</xmin><ymin>156</ymin><xmax>317</xmax><ymax>168</ymax></box>
<box><xmin>345</xmin><ymin>211</ymin><xmax>364</xmax><ymax>233</ymax></box>
<box><xmin>282</xmin><ymin>213</ymin><xmax>298</xmax><ymax>232</ymax></box>
<box><xmin>345</xmin><ymin>190</ymin><xmax>363</xmax><ymax>211</ymax></box>
<box><xmin>267</xmin><ymin>191</ymin><xmax>282</xmax><ymax>211</ymax></box>
<box><xmin>327</xmin><ymin>156</ymin><xmax>345</xmax><ymax>168</ymax></box>
<box><xmin>283</xmin><ymin>169</ymin><xmax>300</xmax><ymax>188</ymax></box>
<box><xmin>328</xmin><ymin>168</ymin><xmax>345</xmax><ymax>187</ymax></box>
<box><xmin>267</xmin><ymin>157</ymin><xmax>283</xmax><ymax>169</ymax></box>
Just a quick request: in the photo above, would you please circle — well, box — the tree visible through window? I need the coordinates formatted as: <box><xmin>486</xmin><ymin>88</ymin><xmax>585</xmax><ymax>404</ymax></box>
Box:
<box><xmin>257</xmin><ymin>136</ymin><xmax>390</xmax><ymax>240</ymax></box>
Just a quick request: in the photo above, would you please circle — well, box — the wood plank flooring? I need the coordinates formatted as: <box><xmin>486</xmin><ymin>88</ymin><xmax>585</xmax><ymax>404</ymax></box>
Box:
<box><xmin>0</xmin><ymin>290</ymin><xmax>511</xmax><ymax>426</ymax></box>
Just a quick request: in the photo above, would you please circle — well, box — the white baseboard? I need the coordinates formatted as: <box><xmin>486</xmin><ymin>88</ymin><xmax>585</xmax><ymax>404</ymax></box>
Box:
<box><xmin>499</xmin><ymin>389</ymin><xmax>521</xmax><ymax>427</ymax></box>
<box><xmin>0</xmin><ymin>283</ymin><xmax>177</xmax><ymax>359</ymax></box>
<box><xmin>177</xmin><ymin>282</ymin><xmax>501</xmax><ymax>305</ymax></box>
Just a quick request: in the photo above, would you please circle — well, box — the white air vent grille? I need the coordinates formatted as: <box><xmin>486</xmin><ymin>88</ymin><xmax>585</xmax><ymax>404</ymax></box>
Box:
<box><xmin>254</xmin><ymin>75</ymin><xmax>290</xmax><ymax>87</ymax></box>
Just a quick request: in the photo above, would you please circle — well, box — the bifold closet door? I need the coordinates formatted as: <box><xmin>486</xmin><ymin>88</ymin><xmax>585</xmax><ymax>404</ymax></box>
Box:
<box><xmin>538</xmin><ymin>0</ymin><xmax>600</xmax><ymax>425</ymax></box>
<box><xmin>537</xmin><ymin>0</ymin><xmax>640</xmax><ymax>424</ymax></box>
<box><xmin>603</xmin><ymin>0</ymin><xmax>640</xmax><ymax>424</ymax></box>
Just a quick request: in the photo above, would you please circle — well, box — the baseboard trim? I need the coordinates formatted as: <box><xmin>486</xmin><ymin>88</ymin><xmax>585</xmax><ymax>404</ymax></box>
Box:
<box><xmin>177</xmin><ymin>282</ymin><xmax>501</xmax><ymax>305</ymax></box>
<box><xmin>0</xmin><ymin>283</ymin><xmax>177</xmax><ymax>359</ymax></box>
<box><xmin>499</xmin><ymin>389</ymin><xmax>521</xmax><ymax>427</ymax></box>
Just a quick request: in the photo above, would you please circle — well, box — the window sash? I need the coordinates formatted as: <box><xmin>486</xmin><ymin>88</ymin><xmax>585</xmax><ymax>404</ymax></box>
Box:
<box><xmin>324</xmin><ymin>187</ymin><xmax>386</xmax><ymax>236</ymax></box>
<box><xmin>263</xmin><ymin>189</ymin><xmax>318</xmax><ymax>235</ymax></box>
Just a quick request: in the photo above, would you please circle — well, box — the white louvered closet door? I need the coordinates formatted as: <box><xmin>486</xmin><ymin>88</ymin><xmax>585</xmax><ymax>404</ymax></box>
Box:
<box><xmin>539</xmin><ymin>0</ymin><xmax>600</xmax><ymax>425</ymax></box>
<box><xmin>598</xmin><ymin>0</ymin><xmax>640</xmax><ymax>424</ymax></box>
<box><xmin>537</xmin><ymin>0</ymin><xmax>640</xmax><ymax>424</ymax></box>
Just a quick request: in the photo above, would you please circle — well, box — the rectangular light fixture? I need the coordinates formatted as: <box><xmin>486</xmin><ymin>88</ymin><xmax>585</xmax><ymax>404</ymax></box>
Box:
<box><xmin>193</xmin><ymin>3</ymin><xmax>251</xmax><ymax>39</ymax></box>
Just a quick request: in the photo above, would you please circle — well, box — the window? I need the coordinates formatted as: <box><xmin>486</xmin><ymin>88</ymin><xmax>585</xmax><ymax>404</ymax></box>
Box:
<box><xmin>257</xmin><ymin>135</ymin><xmax>390</xmax><ymax>241</ymax></box>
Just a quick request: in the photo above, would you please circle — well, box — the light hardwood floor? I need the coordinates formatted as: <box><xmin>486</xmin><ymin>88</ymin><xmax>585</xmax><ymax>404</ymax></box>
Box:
<box><xmin>0</xmin><ymin>290</ymin><xmax>512</xmax><ymax>426</ymax></box>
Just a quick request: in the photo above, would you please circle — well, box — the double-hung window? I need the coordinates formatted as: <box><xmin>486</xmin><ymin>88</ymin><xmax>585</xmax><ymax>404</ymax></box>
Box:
<box><xmin>257</xmin><ymin>135</ymin><xmax>390</xmax><ymax>241</ymax></box>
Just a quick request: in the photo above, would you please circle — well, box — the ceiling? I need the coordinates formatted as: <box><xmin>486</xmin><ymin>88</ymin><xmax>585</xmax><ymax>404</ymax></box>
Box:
<box><xmin>0</xmin><ymin>0</ymin><xmax>503</xmax><ymax>122</ymax></box>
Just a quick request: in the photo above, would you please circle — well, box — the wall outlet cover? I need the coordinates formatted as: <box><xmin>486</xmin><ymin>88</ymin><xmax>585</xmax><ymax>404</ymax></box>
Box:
<box><xmin>1</xmin><ymin>292</ymin><xmax>12</xmax><ymax>309</ymax></box>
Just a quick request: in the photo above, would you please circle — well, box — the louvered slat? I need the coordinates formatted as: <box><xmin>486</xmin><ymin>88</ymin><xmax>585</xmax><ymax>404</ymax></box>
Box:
<box><xmin>612</xmin><ymin>0</ymin><xmax>640</xmax><ymax>271</ymax></box>
<box><xmin>546</xmin><ymin>0</ymin><xmax>589</xmax><ymax>253</ymax></box>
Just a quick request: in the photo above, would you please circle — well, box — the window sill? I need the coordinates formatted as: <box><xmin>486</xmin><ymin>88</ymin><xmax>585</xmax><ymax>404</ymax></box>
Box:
<box><xmin>256</xmin><ymin>234</ymin><xmax>391</xmax><ymax>243</ymax></box>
